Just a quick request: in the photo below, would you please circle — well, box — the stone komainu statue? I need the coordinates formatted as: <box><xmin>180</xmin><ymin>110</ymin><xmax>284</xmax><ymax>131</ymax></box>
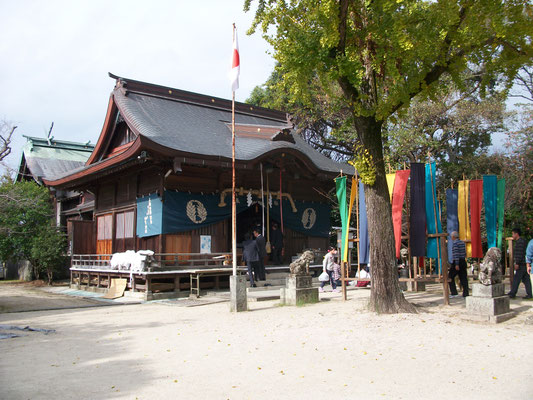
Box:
<box><xmin>290</xmin><ymin>250</ymin><xmax>315</xmax><ymax>275</ymax></box>
<box><xmin>479</xmin><ymin>247</ymin><xmax>503</xmax><ymax>286</ymax></box>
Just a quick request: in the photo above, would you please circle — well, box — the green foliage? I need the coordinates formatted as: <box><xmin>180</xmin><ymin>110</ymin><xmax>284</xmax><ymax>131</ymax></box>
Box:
<box><xmin>30</xmin><ymin>225</ymin><xmax>68</xmax><ymax>284</ymax></box>
<box><xmin>0</xmin><ymin>178</ymin><xmax>67</xmax><ymax>283</ymax></box>
<box><xmin>349</xmin><ymin>146</ymin><xmax>376</xmax><ymax>185</ymax></box>
<box><xmin>246</xmin><ymin>0</ymin><xmax>532</xmax><ymax>124</ymax></box>
<box><xmin>384</xmin><ymin>78</ymin><xmax>509</xmax><ymax>183</ymax></box>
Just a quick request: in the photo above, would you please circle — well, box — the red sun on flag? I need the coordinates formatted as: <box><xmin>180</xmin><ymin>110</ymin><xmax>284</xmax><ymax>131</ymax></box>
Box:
<box><xmin>231</xmin><ymin>26</ymin><xmax>240</xmax><ymax>92</ymax></box>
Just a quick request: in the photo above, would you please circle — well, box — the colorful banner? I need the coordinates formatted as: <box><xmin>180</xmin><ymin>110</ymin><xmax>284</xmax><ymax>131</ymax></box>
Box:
<box><xmin>359</xmin><ymin>181</ymin><xmax>370</xmax><ymax>264</ymax></box>
<box><xmin>392</xmin><ymin>170</ymin><xmax>410</xmax><ymax>258</ymax></box>
<box><xmin>446</xmin><ymin>189</ymin><xmax>459</xmax><ymax>263</ymax></box>
<box><xmin>483</xmin><ymin>175</ymin><xmax>498</xmax><ymax>248</ymax></box>
<box><xmin>425</xmin><ymin>162</ymin><xmax>442</xmax><ymax>269</ymax></box>
<box><xmin>342</xmin><ymin>177</ymin><xmax>357</xmax><ymax>262</ymax></box>
<box><xmin>136</xmin><ymin>193</ymin><xmax>164</xmax><ymax>238</ymax></box>
<box><xmin>497</xmin><ymin>178</ymin><xmax>505</xmax><ymax>248</ymax></box>
<box><xmin>458</xmin><ymin>180</ymin><xmax>472</xmax><ymax>258</ymax></box>
<box><xmin>470</xmin><ymin>180</ymin><xmax>483</xmax><ymax>258</ymax></box>
<box><xmin>409</xmin><ymin>163</ymin><xmax>426</xmax><ymax>257</ymax></box>
<box><xmin>335</xmin><ymin>176</ymin><xmax>348</xmax><ymax>258</ymax></box>
<box><xmin>386</xmin><ymin>173</ymin><xmax>396</xmax><ymax>203</ymax></box>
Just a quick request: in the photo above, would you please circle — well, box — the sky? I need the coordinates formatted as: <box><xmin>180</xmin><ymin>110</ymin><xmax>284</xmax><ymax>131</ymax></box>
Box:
<box><xmin>0</xmin><ymin>0</ymin><xmax>275</xmax><ymax>173</ymax></box>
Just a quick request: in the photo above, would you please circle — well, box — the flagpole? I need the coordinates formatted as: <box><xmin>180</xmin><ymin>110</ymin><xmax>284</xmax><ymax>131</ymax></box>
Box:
<box><xmin>231</xmin><ymin>26</ymin><xmax>237</xmax><ymax>277</ymax></box>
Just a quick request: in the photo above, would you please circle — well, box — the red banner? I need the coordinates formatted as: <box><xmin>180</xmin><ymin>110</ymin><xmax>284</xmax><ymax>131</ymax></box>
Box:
<box><xmin>470</xmin><ymin>180</ymin><xmax>483</xmax><ymax>258</ymax></box>
<box><xmin>392</xmin><ymin>170</ymin><xmax>410</xmax><ymax>258</ymax></box>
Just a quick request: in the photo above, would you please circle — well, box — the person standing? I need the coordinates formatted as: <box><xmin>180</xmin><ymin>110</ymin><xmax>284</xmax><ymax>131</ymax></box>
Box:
<box><xmin>508</xmin><ymin>228</ymin><xmax>532</xmax><ymax>299</ymax></box>
<box><xmin>526</xmin><ymin>238</ymin><xmax>533</xmax><ymax>296</ymax></box>
<box><xmin>253</xmin><ymin>227</ymin><xmax>267</xmax><ymax>282</ymax></box>
<box><xmin>270</xmin><ymin>223</ymin><xmax>284</xmax><ymax>265</ymax></box>
<box><xmin>449</xmin><ymin>231</ymin><xmax>469</xmax><ymax>297</ymax></box>
<box><xmin>320</xmin><ymin>246</ymin><xmax>339</xmax><ymax>293</ymax></box>
<box><xmin>242</xmin><ymin>233</ymin><xmax>259</xmax><ymax>288</ymax></box>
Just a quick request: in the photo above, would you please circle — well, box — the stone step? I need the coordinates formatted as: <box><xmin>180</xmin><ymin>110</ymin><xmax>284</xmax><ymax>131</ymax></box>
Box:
<box><xmin>247</xmin><ymin>285</ymin><xmax>284</xmax><ymax>292</ymax></box>
<box><xmin>247</xmin><ymin>292</ymin><xmax>281</xmax><ymax>302</ymax></box>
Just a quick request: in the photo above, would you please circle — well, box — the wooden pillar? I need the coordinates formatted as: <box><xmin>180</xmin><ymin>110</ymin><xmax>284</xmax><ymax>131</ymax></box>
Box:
<box><xmin>440</xmin><ymin>235</ymin><xmax>450</xmax><ymax>305</ymax></box>
<box><xmin>341</xmin><ymin>261</ymin><xmax>347</xmax><ymax>301</ymax></box>
<box><xmin>506</xmin><ymin>237</ymin><xmax>514</xmax><ymax>291</ymax></box>
<box><xmin>174</xmin><ymin>275</ymin><xmax>181</xmax><ymax>294</ymax></box>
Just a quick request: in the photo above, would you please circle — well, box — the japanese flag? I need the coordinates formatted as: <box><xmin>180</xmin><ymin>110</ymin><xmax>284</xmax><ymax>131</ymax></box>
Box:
<box><xmin>230</xmin><ymin>26</ymin><xmax>240</xmax><ymax>92</ymax></box>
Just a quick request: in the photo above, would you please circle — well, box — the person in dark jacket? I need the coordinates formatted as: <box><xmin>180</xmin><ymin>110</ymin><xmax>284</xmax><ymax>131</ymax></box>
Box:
<box><xmin>508</xmin><ymin>227</ymin><xmax>532</xmax><ymax>299</ymax></box>
<box><xmin>242</xmin><ymin>233</ymin><xmax>259</xmax><ymax>288</ymax></box>
<box><xmin>253</xmin><ymin>227</ymin><xmax>267</xmax><ymax>282</ymax></box>
<box><xmin>449</xmin><ymin>231</ymin><xmax>469</xmax><ymax>297</ymax></box>
<box><xmin>270</xmin><ymin>223</ymin><xmax>284</xmax><ymax>265</ymax></box>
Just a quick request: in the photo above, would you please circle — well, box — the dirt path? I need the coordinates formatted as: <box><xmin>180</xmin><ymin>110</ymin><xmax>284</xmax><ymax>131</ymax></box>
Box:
<box><xmin>1</xmin><ymin>285</ymin><xmax>532</xmax><ymax>400</ymax></box>
<box><xmin>0</xmin><ymin>283</ymin><xmax>108</xmax><ymax>313</ymax></box>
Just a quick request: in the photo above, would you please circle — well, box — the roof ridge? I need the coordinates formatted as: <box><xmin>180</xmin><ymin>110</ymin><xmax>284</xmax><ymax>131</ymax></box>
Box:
<box><xmin>109</xmin><ymin>72</ymin><xmax>288</xmax><ymax>123</ymax></box>
<box><xmin>23</xmin><ymin>135</ymin><xmax>95</xmax><ymax>150</ymax></box>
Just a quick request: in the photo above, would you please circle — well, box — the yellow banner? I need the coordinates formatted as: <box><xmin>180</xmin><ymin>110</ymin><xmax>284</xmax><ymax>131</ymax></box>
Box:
<box><xmin>343</xmin><ymin>177</ymin><xmax>357</xmax><ymax>263</ymax></box>
<box><xmin>458</xmin><ymin>180</ymin><xmax>472</xmax><ymax>257</ymax></box>
<box><xmin>386</xmin><ymin>173</ymin><xmax>396</xmax><ymax>203</ymax></box>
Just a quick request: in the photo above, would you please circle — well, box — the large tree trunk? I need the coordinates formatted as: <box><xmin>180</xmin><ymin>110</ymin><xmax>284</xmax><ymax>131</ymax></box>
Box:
<box><xmin>356</xmin><ymin>117</ymin><xmax>416</xmax><ymax>313</ymax></box>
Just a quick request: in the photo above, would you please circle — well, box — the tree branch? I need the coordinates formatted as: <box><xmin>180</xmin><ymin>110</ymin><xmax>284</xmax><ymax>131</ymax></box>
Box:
<box><xmin>0</xmin><ymin>123</ymin><xmax>17</xmax><ymax>162</ymax></box>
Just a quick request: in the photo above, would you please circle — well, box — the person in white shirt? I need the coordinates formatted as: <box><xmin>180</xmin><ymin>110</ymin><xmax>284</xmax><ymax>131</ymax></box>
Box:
<box><xmin>355</xmin><ymin>265</ymin><xmax>371</xmax><ymax>287</ymax></box>
<box><xmin>320</xmin><ymin>246</ymin><xmax>340</xmax><ymax>293</ymax></box>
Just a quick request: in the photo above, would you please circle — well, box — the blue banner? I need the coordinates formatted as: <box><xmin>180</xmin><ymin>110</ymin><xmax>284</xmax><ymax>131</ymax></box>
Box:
<box><xmin>136</xmin><ymin>191</ymin><xmax>332</xmax><ymax>238</ymax></box>
<box><xmin>359</xmin><ymin>181</ymin><xmax>370</xmax><ymax>264</ymax></box>
<box><xmin>136</xmin><ymin>193</ymin><xmax>164</xmax><ymax>238</ymax></box>
<box><xmin>269</xmin><ymin>198</ymin><xmax>331</xmax><ymax>238</ymax></box>
<box><xmin>446</xmin><ymin>189</ymin><xmax>459</xmax><ymax>263</ymax></box>
<box><xmin>425</xmin><ymin>162</ymin><xmax>442</xmax><ymax>270</ymax></box>
<box><xmin>483</xmin><ymin>175</ymin><xmax>497</xmax><ymax>248</ymax></box>
<box><xmin>163</xmin><ymin>191</ymin><xmax>248</xmax><ymax>234</ymax></box>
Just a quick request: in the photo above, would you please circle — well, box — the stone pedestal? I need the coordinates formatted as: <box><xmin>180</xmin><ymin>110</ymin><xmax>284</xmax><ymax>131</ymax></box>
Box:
<box><xmin>229</xmin><ymin>275</ymin><xmax>247</xmax><ymax>312</ymax></box>
<box><xmin>281</xmin><ymin>274</ymin><xmax>318</xmax><ymax>306</ymax></box>
<box><xmin>466</xmin><ymin>283</ymin><xmax>515</xmax><ymax>323</ymax></box>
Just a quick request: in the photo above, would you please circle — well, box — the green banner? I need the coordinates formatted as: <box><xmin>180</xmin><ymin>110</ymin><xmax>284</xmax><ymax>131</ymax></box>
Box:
<box><xmin>335</xmin><ymin>176</ymin><xmax>348</xmax><ymax>261</ymax></box>
<box><xmin>497</xmin><ymin>178</ymin><xmax>505</xmax><ymax>248</ymax></box>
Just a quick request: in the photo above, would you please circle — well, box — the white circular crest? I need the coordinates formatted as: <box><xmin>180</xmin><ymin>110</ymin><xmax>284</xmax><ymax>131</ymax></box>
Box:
<box><xmin>186</xmin><ymin>200</ymin><xmax>207</xmax><ymax>224</ymax></box>
<box><xmin>301</xmin><ymin>208</ymin><xmax>317</xmax><ymax>229</ymax></box>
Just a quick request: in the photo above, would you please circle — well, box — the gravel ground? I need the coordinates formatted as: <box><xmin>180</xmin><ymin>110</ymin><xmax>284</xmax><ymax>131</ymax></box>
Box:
<box><xmin>1</xmin><ymin>283</ymin><xmax>532</xmax><ymax>400</ymax></box>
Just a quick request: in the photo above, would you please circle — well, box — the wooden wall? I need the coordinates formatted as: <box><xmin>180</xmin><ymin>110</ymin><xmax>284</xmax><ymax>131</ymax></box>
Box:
<box><xmin>68</xmin><ymin>220</ymin><xmax>96</xmax><ymax>255</ymax></box>
<box><xmin>78</xmin><ymin>158</ymin><xmax>332</xmax><ymax>258</ymax></box>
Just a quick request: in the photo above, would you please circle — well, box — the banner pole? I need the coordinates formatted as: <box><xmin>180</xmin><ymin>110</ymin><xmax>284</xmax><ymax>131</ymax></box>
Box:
<box><xmin>232</xmin><ymin>92</ymin><xmax>237</xmax><ymax>276</ymax></box>
<box><xmin>231</xmin><ymin>26</ymin><xmax>237</xmax><ymax>276</ymax></box>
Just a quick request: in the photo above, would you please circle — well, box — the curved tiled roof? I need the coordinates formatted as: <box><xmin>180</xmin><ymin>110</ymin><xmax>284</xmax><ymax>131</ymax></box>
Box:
<box><xmin>114</xmin><ymin>86</ymin><xmax>354</xmax><ymax>174</ymax></box>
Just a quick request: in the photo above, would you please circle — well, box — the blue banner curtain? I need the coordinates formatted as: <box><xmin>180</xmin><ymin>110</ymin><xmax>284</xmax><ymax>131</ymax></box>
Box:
<box><xmin>359</xmin><ymin>181</ymin><xmax>370</xmax><ymax>264</ymax></box>
<box><xmin>136</xmin><ymin>193</ymin><xmax>164</xmax><ymax>238</ymax></box>
<box><xmin>162</xmin><ymin>190</ymin><xmax>248</xmax><ymax>234</ymax></box>
<box><xmin>497</xmin><ymin>178</ymin><xmax>505</xmax><ymax>248</ymax></box>
<box><xmin>446</xmin><ymin>189</ymin><xmax>459</xmax><ymax>263</ymax></box>
<box><xmin>425</xmin><ymin>162</ymin><xmax>443</xmax><ymax>271</ymax></box>
<box><xmin>409</xmin><ymin>163</ymin><xmax>426</xmax><ymax>257</ymax></box>
<box><xmin>269</xmin><ymin>199</ymin><xmax>331</xmax><ymax>238</ymax></box>
<box><xmin>136</xmin><ymin>191</ymin><xmax>332</xmax><ymax>238</ymax></box>
<box><xmin>483</xmin><ymin>175</ymin><xmax>498</xmax><ymax>248</ymax></box>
